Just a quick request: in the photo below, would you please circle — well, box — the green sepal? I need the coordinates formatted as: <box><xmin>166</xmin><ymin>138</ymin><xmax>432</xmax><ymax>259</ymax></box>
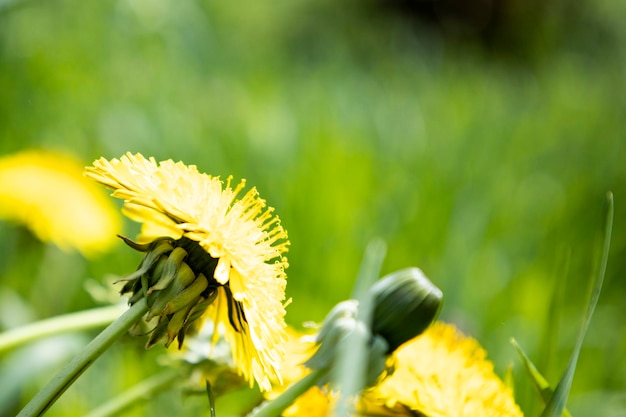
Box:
<box><xmin>117</xmin><ymin>235</ymin><xmax>173</xmax><ymax>252</ymax></box>
<box><xmin>165</xmin><ymin>298</ymin><xmax>199</xmax><ymax>348</ymax></box>
<box><xmin>148</xmin><ymin>247</ymin><xmax>188</xmax><ymax>293</ymax></box>
<box><xmin>146</xmin><ymin>317</ymin><xmax>170</xmax><ymax>349</ymax></box>
<box><xmin>162</xmin><ymin>274</ymin><xmax>209</xmax><ymax>316</ymax></box>
<box><xmin>181</xmin><ymin>291</ymin><xmax>217</xmax><ymax>337</ymax></box>
<box><xmin>146</xmin><ymin>263</ymin><xmax>196</xmax><ymax>320</ymax></box>
<box><xmin>115</xmin><ymin>239</ymin><xmax>174</xmax><ymax>287</ymax></box>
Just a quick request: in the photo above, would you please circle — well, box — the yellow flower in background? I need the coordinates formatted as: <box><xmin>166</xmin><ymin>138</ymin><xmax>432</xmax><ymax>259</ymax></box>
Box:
<box><xmin>265</xmin><ymin>327</ymin><xmax>335</xmax><ymax>417</ymax></box>
<box><xmin>0</xmin><ymin>150</ymin><xmax>121</xmax><ymax>256</ymax></box>
<box><xmin>85</xmin><ymin>152</ymin><xmax>290</xmax><ymax>391</ymax></box>
<box><xmin>371</xmin><ymin>322</ymin><xmax>523</xmax><ymax>417</ymax></box>
<box><xmin>267</xmin><ymin>322</ymin><xmax>522</xmax><ymax>417</ymax></box>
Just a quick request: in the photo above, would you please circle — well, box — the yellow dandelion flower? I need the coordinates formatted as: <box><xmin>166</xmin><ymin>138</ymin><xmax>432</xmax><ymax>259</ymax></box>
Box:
<box><xmin>371</xmin><ymin>322</ymin><xmax>523</xmax><ymax>417</ymax></box>
<box><xmin>0</xmin><ymin>150</ymin><xmax>121</xmax><ymax>256</ymax></box>
<box><xmin>84</xmin><ymin>152</ymin><xmax>290</xmax><ymax>391</ymax></box>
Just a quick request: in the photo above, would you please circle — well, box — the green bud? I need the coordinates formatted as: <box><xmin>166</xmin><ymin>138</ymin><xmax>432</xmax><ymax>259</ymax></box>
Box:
<box><xmin>369</xmin><ymin>267</ymin><xmax>443</xmax><ymax>353</ymax></box>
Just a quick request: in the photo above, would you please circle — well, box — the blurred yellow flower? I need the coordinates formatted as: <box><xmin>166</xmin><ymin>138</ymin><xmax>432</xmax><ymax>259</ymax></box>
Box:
<box><xmin>265</xmin><ymin>327</ymin><xmax>335</xmax><ymax>417</ymax></box>
<box><xmin>372</xmin><ymin>322</ymin><xmax>523</xmax><ymax>417</ymax></box>
<box><xmin>269</xmin><ymin>323</ymin><xmax>523</xmax><ymax>417</ymax></box>
<box><xmin>0</xmin><ymin>150</ymin><xmax>121</xmax><ymax>256</ymax></box>
<box><xmin>85</xmin><ymin>152</ymin><xmax>290</xmax><ymax>391</ymax></box>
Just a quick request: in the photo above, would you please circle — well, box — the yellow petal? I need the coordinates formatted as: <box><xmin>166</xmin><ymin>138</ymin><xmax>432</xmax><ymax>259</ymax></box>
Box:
<box><xmin>229</xmin><ymin>267</ymin><xmax>247</xmax><ymax>301</ymax></box>
<box><xmin>214</xmin><ymin>255</ymin><xmax>231</xmax><ymax>285</ymax></box>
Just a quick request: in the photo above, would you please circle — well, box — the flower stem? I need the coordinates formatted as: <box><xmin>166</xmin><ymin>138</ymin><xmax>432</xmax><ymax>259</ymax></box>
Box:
<box><xmin>0</xmin><ymin>305</ymin><xmax>125</xmax><ymax>353</ymax></box>
<box><xmin>334</xmin><ymin>239</ymin><xmax>386</xmax><ymax>416</ymax></box>
<box><xmin>17</xmin><ymin>299</ymin><xmax>148</xmax><ymax>417</ymax></box>
<box><xmin>84</xmin><ymin>369</ymin><xmax>180</xmax><ymax>417</ymax></box>
<box><xmin>248</xmin><ymin>368</ymin><xmax>326</xmax><ymax>417</ymax></box>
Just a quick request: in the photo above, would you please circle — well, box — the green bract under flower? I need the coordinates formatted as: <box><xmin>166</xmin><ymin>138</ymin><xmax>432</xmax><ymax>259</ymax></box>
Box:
<box><xmin>85</xmin><ymin>152</ymin><xmax>290</xmax><ymax>391</ymax></box>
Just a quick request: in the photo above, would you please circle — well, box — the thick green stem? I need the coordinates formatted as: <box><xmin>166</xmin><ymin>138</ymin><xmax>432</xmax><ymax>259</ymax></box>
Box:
<box><xmin>84</xmin><ymin>370</ymin><xmax>180</xmax><ymax>417</ymax></box>
<box><xmin>248</xmin><ymin>368</ymin><xmax>326</xmax><ymax>417</ymax></box>
<box><xmin>17</xmin><ymin>299</ymin><xmax>148</xmax><ymax>417</ymax></box>
<box><xmin>0</xmin><ymin>305</ymin><xmax>125</xmax><ymax>353</ymax></box>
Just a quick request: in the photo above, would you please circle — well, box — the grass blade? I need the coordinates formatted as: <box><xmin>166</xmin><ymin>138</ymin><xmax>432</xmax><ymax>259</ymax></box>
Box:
<box><xmin>332</xmin><ymin>239</ymin><xmax>387</xmax><ymax>417</ymax></box>
<box><xmin>511</xmin><ymin>338</ymin><xmax>572</xmax><ymax>417</ymax></box>
<box><xmin>539</xmin><ymin>192</ymin><xmax>614</xmax><ymax>417</ymax></box>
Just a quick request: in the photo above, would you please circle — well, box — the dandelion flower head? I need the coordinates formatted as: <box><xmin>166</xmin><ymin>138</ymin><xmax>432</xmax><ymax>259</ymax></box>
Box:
<box><xmin>372</xmin><ymin>322</ymin><xmax>523</xmax><ymax>417</ymax></box>
<box><xmin>0</xmin><ymin>150</ymin><xmax>120</xmax><ymax>255</ymax></box>
<box><xmin>84</xmin><ymin>152</ymin><xmax>290</xmax><ymax>391</ymax></box>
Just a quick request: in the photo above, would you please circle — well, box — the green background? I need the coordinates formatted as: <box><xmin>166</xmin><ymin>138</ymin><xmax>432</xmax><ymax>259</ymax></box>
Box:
<box><xmin>1</xmin><ymin>0</ymin><xmax>625</xmax><ymax>415</ymax></box>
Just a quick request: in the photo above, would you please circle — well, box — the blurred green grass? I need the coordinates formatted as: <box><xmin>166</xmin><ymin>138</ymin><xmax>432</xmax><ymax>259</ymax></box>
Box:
<box><xmin>1</xmin><ymin>0</ymin><xmax>626</xmax><ymax>415</ymax></box>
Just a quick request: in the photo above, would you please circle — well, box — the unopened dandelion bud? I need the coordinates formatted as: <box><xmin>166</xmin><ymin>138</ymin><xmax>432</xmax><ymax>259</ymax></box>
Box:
<box><xmin>369</xmin><ymin>267</ymin><xmax>443</xmax><ymax>353</ymax></box>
